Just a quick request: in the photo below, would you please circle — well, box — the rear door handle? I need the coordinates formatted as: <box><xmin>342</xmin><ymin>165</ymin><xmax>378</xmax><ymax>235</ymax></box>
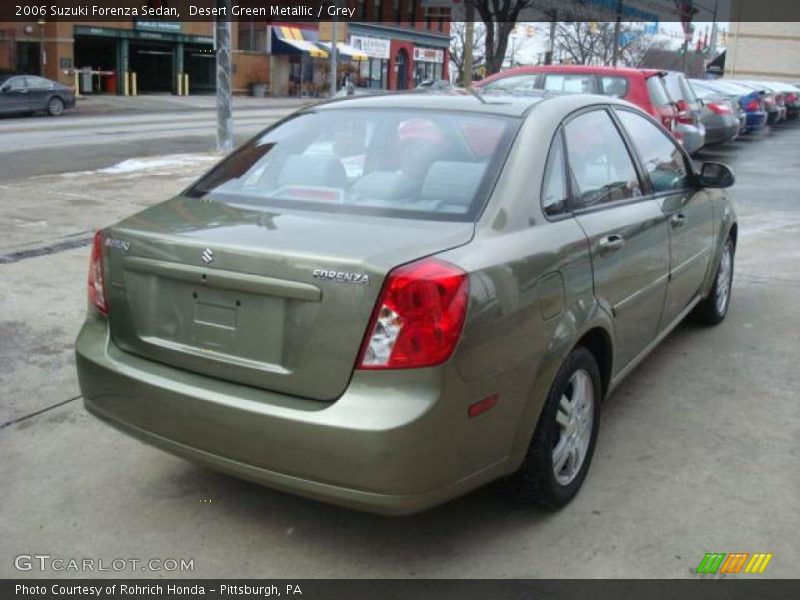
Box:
<box><xmin>671</xmin><ymin>213</ymin><xmax>687</xmax><ymax>228</ymax></box>
<box><xmin>598</xmin><ymin>234</ymin><xmax>625</xmax><ymax>253</ymax></box>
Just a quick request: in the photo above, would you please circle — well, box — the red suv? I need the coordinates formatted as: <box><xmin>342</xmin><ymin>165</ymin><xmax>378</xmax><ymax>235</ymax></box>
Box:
<box><xmin>477</xmin><ymin>65</ymin><xmax>679</xmax><ymax>136</ymax></box>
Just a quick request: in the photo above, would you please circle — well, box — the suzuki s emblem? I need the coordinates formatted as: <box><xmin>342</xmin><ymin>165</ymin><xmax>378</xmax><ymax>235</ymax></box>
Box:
<box><xmin>201</xmin><ymin>248</ymin><xmax>214</xmax><ymax>264</ymax></box>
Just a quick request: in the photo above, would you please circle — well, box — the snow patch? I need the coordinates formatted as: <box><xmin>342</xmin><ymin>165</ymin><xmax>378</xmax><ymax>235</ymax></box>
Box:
<box><xmin>62</xmin><ymin>153</ymin><xmax>219</xmax><ymax>178</ymax></box>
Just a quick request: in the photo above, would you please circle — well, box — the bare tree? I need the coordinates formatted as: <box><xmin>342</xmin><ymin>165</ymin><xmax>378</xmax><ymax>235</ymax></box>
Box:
<box><xmin>554</xmin><ymin>21</ymin><xmax>666</xmax><ymax>67</ymax></box>
<box><xmin>450</xmin><ymin>21</ymin><xmax>487</xmax><ymax>83</ymax></box>
<box><xmin>468</xmin><ymin>0</ymin><xmax>534</xmax><ymax>75</ymax></box>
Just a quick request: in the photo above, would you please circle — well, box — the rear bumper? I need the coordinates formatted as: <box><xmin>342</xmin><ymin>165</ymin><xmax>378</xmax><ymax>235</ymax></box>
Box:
<box><xmin>75</xmin><ymin>316</ymin><xmax>509</xmax><ymax>515</ymax></box>
<box><xmin>703</xmin><ymin>119</ymin><xmax>739</xmax><ymax>146</ymax></box>
<box><xmin>744</xmin><ymin>111</ymin><xmax>767</xmax><ymax>131</ymax></box>
<box><xmin>676</xmin><ymin>124</ymin><xmax>705</xmax><ymax>154</ymax></box>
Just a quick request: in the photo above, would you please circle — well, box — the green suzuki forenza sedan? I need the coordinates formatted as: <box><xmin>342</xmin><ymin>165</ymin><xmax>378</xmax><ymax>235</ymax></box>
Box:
<box><xmin>76</xmin><ymin>91</ymin><xmax>737</xmax><ymax>514</ymax></box>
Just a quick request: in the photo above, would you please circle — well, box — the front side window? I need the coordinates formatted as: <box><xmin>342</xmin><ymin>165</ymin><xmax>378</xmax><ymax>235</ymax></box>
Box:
<box><xmin>543</xmin><ymin>74</ymin><xmax>595</xmax><ymax>94</ymax></box>
<box><xmin>616</xmin><ymin>109</ymin><xmax>690</xmax><ymax>193</ymax></box>
<box><xmin>564</xmin><ymin>109</ymin><xmax>641</xmax><ymax>209</ymax></box>
<box><xmin>3</xmin><ymin>77</ymin><xmax>26</xmax><ymax>90</ymax></box>
<box><xmin>186</xmin><ymin>109</ymin><xmax>518</xmax><ymax>222</ymax></box>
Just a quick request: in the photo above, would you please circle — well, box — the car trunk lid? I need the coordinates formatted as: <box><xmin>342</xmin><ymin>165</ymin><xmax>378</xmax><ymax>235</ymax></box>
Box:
<box><xmin>103</xmin><ymin>196</ymin><xmax>474</xmax><ymax>401</ymax></box>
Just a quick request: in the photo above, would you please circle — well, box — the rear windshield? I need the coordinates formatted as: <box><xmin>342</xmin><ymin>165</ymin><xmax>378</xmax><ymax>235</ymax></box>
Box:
<box><xmin>646</xmin><ymin>76</ymin><xmax>673</xmax><ymax>106</ymax></box>
<box><xmin>186</xmin><ymin>109</ymin><xmax>517</xmax><ymax>222</ymax></box>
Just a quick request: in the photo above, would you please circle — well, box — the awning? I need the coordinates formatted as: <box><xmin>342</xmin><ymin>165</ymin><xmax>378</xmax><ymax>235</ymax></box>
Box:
<box><xmin>316</xmin><ymin>41</ymin><xmax>368</xmax><ymax>61</ymax></box>
<box><xmin>272</xmin><ymin>26</ymin><xmax>327</xmax><ymax>58</ymax></box>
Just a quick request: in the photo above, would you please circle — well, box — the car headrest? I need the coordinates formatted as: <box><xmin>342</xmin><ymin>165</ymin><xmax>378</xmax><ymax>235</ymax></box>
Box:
<box><xmin>421</xmin><ymin>161</ymin><xmax>487</xmax><ymax>208</ymax></box>
<box><xmin>278</xmin><ymin>154</ymin><xmax>348</xmax><ymax>189</ymax></box>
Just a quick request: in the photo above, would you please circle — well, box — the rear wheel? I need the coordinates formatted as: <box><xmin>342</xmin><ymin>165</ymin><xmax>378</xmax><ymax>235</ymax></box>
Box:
<box><xmin>500</xmin><ymin>346</ymin><xmax>602</xmax><ymax>509</ymax></box>
<box><xmin>47</xmin><ymin>97</ymin><xmax>64</xmax><ymax>117</ymax></box>
<box><xmin>693</xmin><ymin>236</ymin><xmax>734</xmax><ymax>325</ymax></box>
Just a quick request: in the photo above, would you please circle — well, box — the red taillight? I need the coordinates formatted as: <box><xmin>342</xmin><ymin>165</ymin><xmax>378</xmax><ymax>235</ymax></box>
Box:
<box><xmin>676</xmin><ymin>99</ymin><xmax>693</xmax><ymax>124</ymax></box>
<box><xmin>786</xmin><ymin>93</ymin><xmax>798</xmax><ymax>103</ymax></box>
<box><xmin>745</xmin><ymin>99</ymin><xmax>760</xmax><ymax>111</ymax></box>
<box><xmin>357</xmin><ymin>257</ymin><xmax>469</xmax><ymax>370</ymax></box>
<box><xmin>707</xmin><ymin>101</ymin><xmax>732</xmax><ymax>115</ymax></box>
<box><xmin>88</xmin><ymin>230</ymin><xmax>108</xmax><ymax>315</ymax></box>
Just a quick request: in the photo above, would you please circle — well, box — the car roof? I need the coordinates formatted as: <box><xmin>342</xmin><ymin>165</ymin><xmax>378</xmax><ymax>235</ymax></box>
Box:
<box><xmin>310</xmin><ymin>89</ymin><xmax>640</xmax><ymax>123</ymax></box>
<box><xmin>481</xmin><ymin>64</ymin><xmax>664</xmax><ymax>79</ymax></box>
<box><xmin>312</xmin><ymin>89</ymin><xmax>554</xmax><ymax>118</ymax></box>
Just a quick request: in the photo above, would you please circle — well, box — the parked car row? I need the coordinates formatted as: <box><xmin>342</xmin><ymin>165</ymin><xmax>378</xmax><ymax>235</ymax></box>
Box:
<box><xmin>475</xmin><ymin>65</ymin><xmax>799</xmax><ymax>155</ymax></box>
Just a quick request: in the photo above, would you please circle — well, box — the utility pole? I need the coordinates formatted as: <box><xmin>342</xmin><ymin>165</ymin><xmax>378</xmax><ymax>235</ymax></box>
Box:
<box><xmin>545</xmin><ymin>12</ymin><xmax>556</xmax><ymax>65</ymax></box>
<box><xmin>330</xmin><ymin>5</ymin><xmax>338</xmax><ymax>97</ymax></box>
<box><xmin>463</xmin><ymin>2</ymin><xmax>474</xmax><ymax>87</ymax></box>
<box><xmin>709</xmin><ymin>0</ymin><xmax>719</xmax><ymax>55</ymax></box>
<box><xmin>612</xmin><ymin>0</ymin><xmax>622</xmax><ymax>66</ymax></box>
<box><xmin>215</xmin><ymin>0</ymin><xmax>233</xmax><ymax>153</ymax></box>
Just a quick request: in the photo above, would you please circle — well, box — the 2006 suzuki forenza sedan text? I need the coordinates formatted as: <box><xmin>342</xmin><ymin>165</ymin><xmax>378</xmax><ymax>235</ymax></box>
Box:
<box><xmin>76</xmin><ymin>91</ymin><xmax>737</xmax><ymax>514</ymax></box>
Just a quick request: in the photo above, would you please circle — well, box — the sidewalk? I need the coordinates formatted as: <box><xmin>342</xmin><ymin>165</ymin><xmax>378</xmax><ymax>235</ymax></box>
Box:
<box><xmin>72</xmin><ymin>93</ymin><xmax>314</xmax><ymax>116</ymax></box>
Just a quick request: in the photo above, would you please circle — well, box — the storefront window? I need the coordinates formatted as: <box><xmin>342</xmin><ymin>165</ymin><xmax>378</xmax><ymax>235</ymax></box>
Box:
<box><xmin>413</xmin><ymin>47</ymin><xmax>445</xmax><ymax>86</ymax></box>
<box><xmin>355</xmin><ymin>57</ymin><xmax>387</xmax><ymax>89</ymax></box>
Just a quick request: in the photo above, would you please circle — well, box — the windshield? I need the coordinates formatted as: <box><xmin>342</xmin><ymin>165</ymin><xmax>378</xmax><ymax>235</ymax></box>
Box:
<box><xmin>186</xmin><ymin>109</ymin><xmax>517</xmax><ymax>222</ymax></box>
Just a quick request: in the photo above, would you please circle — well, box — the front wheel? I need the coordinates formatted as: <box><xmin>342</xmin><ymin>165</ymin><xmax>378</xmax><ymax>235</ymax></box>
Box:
<box><xmin>47</xmin><ymin>97</ymin><xmax>65</xmax><ymax>116</ymax></box>
<box><xmin>500</xmin><ymin>346</ymin><xmax>602</xmax><ymax>509</ymax></box>
<box><xmin>693</xmin><ymin>236</ymin><xmax>734</xmax><ymax>325</ymax></box>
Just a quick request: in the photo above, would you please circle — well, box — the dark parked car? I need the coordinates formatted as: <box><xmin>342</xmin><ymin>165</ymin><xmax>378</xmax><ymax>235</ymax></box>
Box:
<box><xmin>688</xmin><ymin>81</ymin><xmax>743</xmax><ymax>145</ymax></box>
<box><xmin>0</xmin><ymin>74</ymin><xmax>75</xmax><ymax>117</ymax></box>
<box><xmin>416</xmin><ymin>79</ymin><xmax>453</xmax><ymax>91</ymax></box>
<box><xmin>731</xmin><ymin>80</ymin><xmax>785</xmax><ymax>124</ymax></box>
<box><xmin>76</xmin><ymin>92</ymin><xmax>737</xmax><ymax>514</ymax></box>
<box><xmin>691</xmin><ymin>79</ymin><xmax>768</xmax><ymax>133</ymax></box>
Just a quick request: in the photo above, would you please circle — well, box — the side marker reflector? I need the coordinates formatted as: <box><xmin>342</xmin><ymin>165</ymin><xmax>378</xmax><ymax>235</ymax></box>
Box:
<box><xmin>468</xmin><ymin>394</ymin><xmax>499</xmax><ymax>418</ymax></box>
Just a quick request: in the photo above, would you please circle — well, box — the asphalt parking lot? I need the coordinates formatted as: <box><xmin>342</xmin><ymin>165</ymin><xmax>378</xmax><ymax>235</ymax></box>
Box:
<box><xmin>1</xmin><ymin>120</ymin><xmax>798</xmax><ymax>579</ymax></box>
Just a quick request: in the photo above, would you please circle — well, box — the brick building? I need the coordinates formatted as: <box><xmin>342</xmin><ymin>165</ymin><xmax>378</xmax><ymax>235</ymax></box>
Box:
<box><xmin>0</xmin><ymin>1</ymin><xmax>450</xmax><ymax>96</ymax></box>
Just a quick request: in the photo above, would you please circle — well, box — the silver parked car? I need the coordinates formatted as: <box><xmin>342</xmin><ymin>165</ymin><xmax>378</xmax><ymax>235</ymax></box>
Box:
<box><xmin>663</xmin><ymin>71</ymin><xmax>706</xmax><ymax>154</ymax></box>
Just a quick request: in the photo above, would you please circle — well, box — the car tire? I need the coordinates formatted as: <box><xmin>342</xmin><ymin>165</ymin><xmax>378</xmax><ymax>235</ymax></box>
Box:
<box><xmin>693</xmin><ymin>236</ymin><xmax>734</xmax><ymax>326</ymax></box>
<box><xmin>500</xmin><ymin>346</ymin><xmax>602</xmax><ymax>510</ymax></box>
<box><xmin>47</xmin><ymin>97</ymin><xmax>65</xmax><ymax>117</ymax></box>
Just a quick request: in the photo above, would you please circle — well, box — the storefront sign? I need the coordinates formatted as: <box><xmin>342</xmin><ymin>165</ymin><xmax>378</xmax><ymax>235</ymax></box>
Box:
<box><xmin>350</xmin><ymin>36</ymin><xmax>391</xmax><ymax>60</ymax></box>
<box><xmin>136</xmin><ymin>21</ymin><xmax>182</xmax><ymax>33</ymax></box>
<box><xmin>413</xmin><ymin>47</ymin><xmax>445</xmax><ymax>63</ymax></box>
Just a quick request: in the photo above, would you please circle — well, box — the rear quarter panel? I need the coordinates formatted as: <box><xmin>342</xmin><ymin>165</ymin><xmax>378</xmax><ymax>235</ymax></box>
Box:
<box><xmin>437</xmin><ymin>98</ymin><xmax>614</xmax><ymax>473</ymax></box>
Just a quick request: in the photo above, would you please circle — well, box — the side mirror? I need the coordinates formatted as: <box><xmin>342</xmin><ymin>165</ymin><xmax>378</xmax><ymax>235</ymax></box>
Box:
<box><xmin>699</xmin><ymin>161</ymin><xmax>735</xmax><ymax>188</ymax></box>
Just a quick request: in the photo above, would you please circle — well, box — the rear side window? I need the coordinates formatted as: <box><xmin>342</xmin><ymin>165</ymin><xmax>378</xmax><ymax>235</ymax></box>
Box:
<box><xmin>646</xmin><ymin>76</ymin><xmax>673</xmax><ymax>107</ymax></box>
<box><xmin>543</xmin><ymin>74</ymin><xmax>595</xmax><ymax>94</ymax></box>
<box><xmin>481</xmin><ymin>74</ymin><xmax>538</xmax><ymax>92</ymax></box>
<box><xmin>599</xmin><ymin>76</ymin><xmax>629</xmax><ymax>98</ymax></box>
<box><xmin>564</xmin><ymin>110</ymin><xmax>641</xmax><ymax>209</ymax></box>
<box><xmin>26</xmin><ymin>76</ymin><xmax>52</xmax><ymax>89</ymax></box>
<box><xmin>186</xmin><ymin>109</ymin><xmax>518</xmax><ymax>222</ymax></box>
<box><xmin>616</xmin><ymin>110</ymin><xmax>690</xmax><ymax>193</ymax></box>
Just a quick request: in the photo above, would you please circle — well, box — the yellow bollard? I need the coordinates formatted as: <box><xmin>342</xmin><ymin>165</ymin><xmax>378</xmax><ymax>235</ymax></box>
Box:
<box><xmin>183</xmin><ymin>73</ymin><xmax>189</xmax><ymax>96</ymax></box>
<box><xmin>73</xmin><ymin>71</ymin><xmax>82</xmax><ymax>98</ymax></box>
<box><xmin>123</xmin><ymin>71</ymin><xmax>129</xmax><ymax>96</ymax></box>
<box><xmin>131</xmin><ymin>72</ymin><xmax>138</xmax><ymax>96</ymax></box>
<box><xmin>176</xmin><ymin>73</ymin><xmax>183</xmax><ymax>96</ymax></box>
